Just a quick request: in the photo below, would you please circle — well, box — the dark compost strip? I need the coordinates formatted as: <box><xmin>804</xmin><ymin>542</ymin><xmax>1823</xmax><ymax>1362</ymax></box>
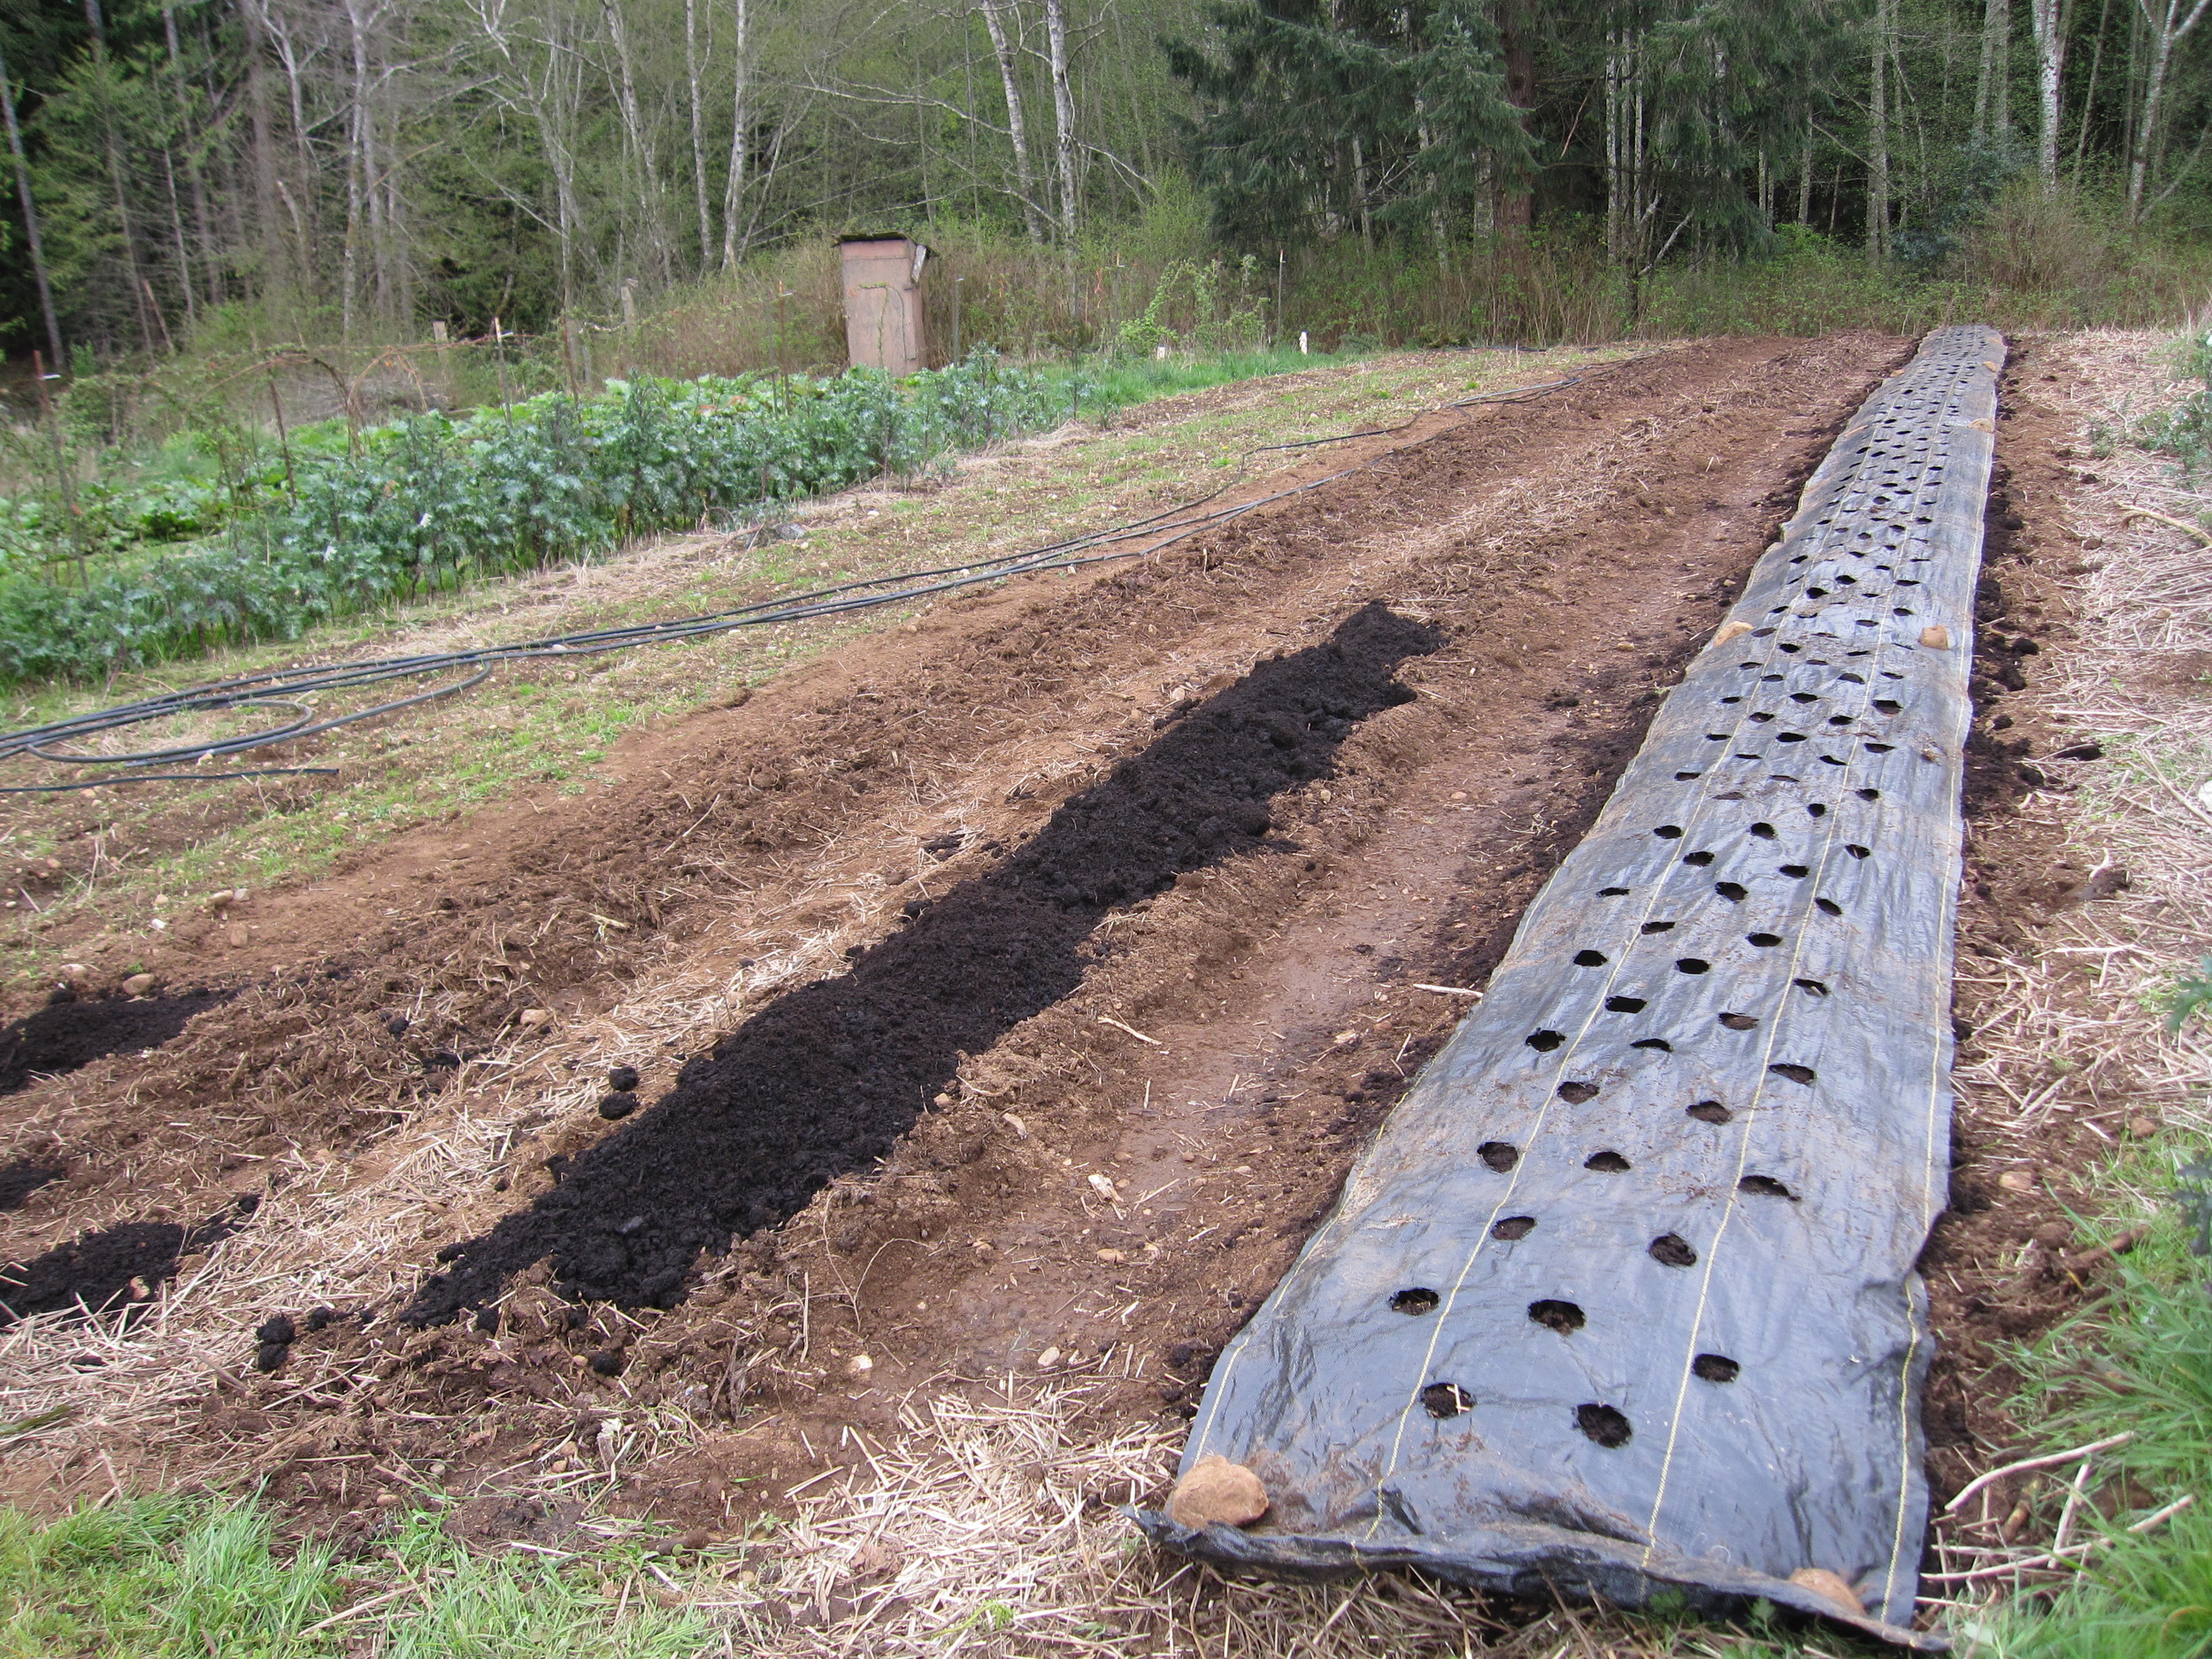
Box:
<box><xmin>1139</xmin><ymin>328</ymin><xmax>2007</xmax><ymax>1653</ymax></box>
<box><xmin>0</xmin><ymin>988</ymin><xmax>230</xmax><ymax>1095</ymax></box>
<box><xmin>0</xmin><ymin>1160</ymin><xmax>64</xmax><ymax>1212</ymax></box>
<box><xmin>0</xmin><ymin>1199</ymin><xmax>254</xmax><ymax>1327</ymax></box>
<box><xmin>407</xmin><ymin>602</ymin><xmax>1441</xmax><ymax>1322</ymax></box>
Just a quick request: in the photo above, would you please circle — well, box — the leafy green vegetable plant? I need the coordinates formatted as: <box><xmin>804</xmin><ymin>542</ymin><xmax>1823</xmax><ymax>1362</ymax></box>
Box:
<box><xmin>0</xmin><ymin>352</ymin><xmax>1071</xmax><ymax>684</ymax></box>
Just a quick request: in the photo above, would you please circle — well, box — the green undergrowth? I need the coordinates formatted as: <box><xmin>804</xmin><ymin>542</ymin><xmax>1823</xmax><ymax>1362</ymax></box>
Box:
<box><xmin>2136</xmin><ymin>327</ymin><xmax>2212</xmax><ymax>488</ymax></box>
<box><xmin>0</xmin><ymin>1493</ymin><xmax>710</xmax><ymax>1658</ymax></box>
<box><xmin>0</xmin><ymin>352</ymin><xmax>1084</xmax><ymax>686</ymax></box>
<box><xmin>1951</xmin><ymin>1142</ymin><xmax>2212</xmax><ymax>1657</ymax></box>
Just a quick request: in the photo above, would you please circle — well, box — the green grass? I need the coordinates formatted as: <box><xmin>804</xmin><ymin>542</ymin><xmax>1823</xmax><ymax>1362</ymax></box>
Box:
<box><xmin>1947</xmin><ymin>1144</ymin><xmax>2212</xmax><ymax>1658</ymax></box>
<box><xmin>1066</xmin><ymin>345</ymin><xmax>1361</xmax><ymax>409</ymax></box>
<box><xmin>0</xmin><ymin>1494</ymin><xmax>710</xmax><ymax>1657</ymax></box>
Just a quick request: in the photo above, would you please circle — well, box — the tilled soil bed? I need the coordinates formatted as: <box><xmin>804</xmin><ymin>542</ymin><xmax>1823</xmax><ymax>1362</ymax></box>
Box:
<box><xmin>18</xmin><ymin>331</ymin><xmax>2085</xmax><ymax>1566</ymax></box>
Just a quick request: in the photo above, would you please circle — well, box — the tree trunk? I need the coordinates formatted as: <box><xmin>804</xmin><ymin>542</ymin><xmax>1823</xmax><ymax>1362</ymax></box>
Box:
<box><xmin>1798</xmin><ymin>113</ymin><xmax>1814</xmax><ymax>223</ymax></box>
<box><xmin>1974</xmin><ymin>0</ymin><xmax>2013</xmax><ymax>140</ymax></box>
<box><xmin>161</xmin><ymin>5</ymin><xmax>219</xmax><ymax>313</ymax></box>
<box><xmin>979</xmin><ymin>0</ymin><xmax>1044</xmax><ymax>241</ymax></box>
<box><xmin>2029</xmin><ymin>0</ymin><xmax>2065</xmax><ymax>188</ymax></box>
<box><xmin>2127</xmin><ymin>0</ymin><xmax>2212</xmax><ymax>219</ymax></box>
<box><xmin>603</xmin><ymin>0</ymin><xmax>665</xmax><ymax>284</ymax></box>
<box><xmin>2074</xmin><ymin>0</ymin><xmax>2115</xmax><ymax>185</ymax></box>
<box><xmin>1868</xmin><ymin>0</ymin><xmax>1891</xmax><ymax>261</ymax></box>
<box><xmin>1494</xmin><ymin>0</ymin><xmax>1536</xmax><ymax>231</ymax></box>
<box><xmin>0</xmin><ymin>35</ymin><xmax>64</xmax><ymax>366</ymax></box>
<box><xmin>239</xmin><ymin>0</ymin><xmax>288</xmax><ymax>307</ymax></box>
<box><xmin>721</xmin><ymin>0</ymin><xmax>750</xmax><ymax>267</ymax></box>
<box><xmin>342</xmin><ymin>0</ymin><xmax>373</xmax><ymax>344</ymax></box>
<box><xmin>83</xmin><ymin>0</ymin><xmax>158</xmax><ymax>355</ymax></box>
<box><xmin>1042</xmin><ymin>0</ymin><xmax>1079</xmax><ymax>241</ymax></box>
<box><xmin>684</xmin><ymin>0</ymin><xmax>712</xmax><ymax>271</ymax></box>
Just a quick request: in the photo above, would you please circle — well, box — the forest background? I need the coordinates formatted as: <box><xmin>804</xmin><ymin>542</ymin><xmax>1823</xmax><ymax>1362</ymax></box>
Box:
<box><xmin>0</xmin><ymin>0</ymin><xmax>2208</xmax><ymax>680</ymax></box>
<box><xmin>1</xmin><ymin>0</ymin><xmax>2209</xmax><ymax>383</ymax></box>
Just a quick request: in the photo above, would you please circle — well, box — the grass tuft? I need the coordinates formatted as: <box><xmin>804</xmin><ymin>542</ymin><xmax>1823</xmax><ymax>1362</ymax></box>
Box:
<box><xmin>0</xmin><ymin>1492</ymin><xmax>707</xmax><ymax>1657</ymax></box>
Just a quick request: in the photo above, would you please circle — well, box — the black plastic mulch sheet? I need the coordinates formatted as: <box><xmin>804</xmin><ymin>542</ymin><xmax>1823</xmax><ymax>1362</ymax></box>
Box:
<box><xmin>1137</xmin><ymin>326</ymin><xmax>2008</xmax><ymax>1650</ymax></box>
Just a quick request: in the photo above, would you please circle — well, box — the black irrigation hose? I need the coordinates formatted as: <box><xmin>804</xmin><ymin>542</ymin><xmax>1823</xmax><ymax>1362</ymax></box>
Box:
<box><xmin>0</xmin><ymin>767</ymin><xmax>341</xmax><ymax>795</ymax></box>
<box><xmin>0</xmin><ymin>351</ymin><xmax>1668</xmax><ymax>787</ymax></box>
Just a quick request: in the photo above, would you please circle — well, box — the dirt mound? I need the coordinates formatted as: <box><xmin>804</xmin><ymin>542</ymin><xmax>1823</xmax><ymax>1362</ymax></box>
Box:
<box><xmin>0</xmin><ymin>1161</ymin><xmax>62</xmax><ymax>1212</ymax></box>
<box><xmin>0</xmin><ymin>988</ymin><xmax>230</xmax><ymax>1094</ymax></box>
<box><xmin>407</xmin><ymin>603</ymin><xmax>1440</xmax><ymax>1319</ymax></box>
<box><xmin>0</xmin><ymin>1200</ymin><xmax>250</xmax><ymax>1327</ymax></box>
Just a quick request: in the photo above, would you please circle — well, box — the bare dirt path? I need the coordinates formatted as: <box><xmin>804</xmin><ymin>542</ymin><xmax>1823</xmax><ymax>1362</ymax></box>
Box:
<box><xmin>1</xmin><ymin>334</ymin><xmax>1925</xmax><ymax>1549</ymax></box>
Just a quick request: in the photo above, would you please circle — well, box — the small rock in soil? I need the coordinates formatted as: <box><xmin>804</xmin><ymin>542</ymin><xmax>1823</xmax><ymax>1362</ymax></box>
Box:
<box><xmin>1787</xmin><ymin>1567</ymin><xmax>1863</xmax><ymax>1615</ymax></box>
<box><xmin>608</xmin><ymin>1064</ymin><xmax>641</xmax><ymax>1092</ymax></box>
<box><xmin>1167</xmin><ymin>1454</ymin><xmax>1270</xmax><ymax>1529</ymax></box>
<box><xmin>599</xmin><ymin>1092</ymin><xmax>639</xmax><ymax>1121</ymax></box>
<box><xmin>121</xmin><ymin>973</ymin><xmax>156</xmax><ymax>996</ymax></box>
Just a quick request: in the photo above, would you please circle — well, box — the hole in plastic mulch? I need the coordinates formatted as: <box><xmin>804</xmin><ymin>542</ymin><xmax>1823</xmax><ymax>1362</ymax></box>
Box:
<box><xmin>1683</xmin><ymin>850</ymin><xmax>1716</xmax><ymax>867</ymax></box>
<box><xmin>1793</xmin><ymin>978</ymin><xmax>1830</xmax><ymax>995</ymax></box>
<box><xmin>1714</xmin><ymin>881</ymin><xmax>1748</xmax><ymax>902</ymax></box>
<box><xmin>1529</xmin><ymin>1299</ymin><xmax>1586</xmax><ymax>1334</ymax></box>
<box><xmin>1558</xmin><ymin>1080</ymin><xmax>1601</xmax><ymax>1103</ymax></box>
<box><xmin>1584</xmin><ymin>1150</ymin><xmax>1632</xmax><ymax>1172</ymax></box>
<box><xmin>1648</xmin><ymin>1233</ymin><xmax>1698</xmax><ymax>1268</ymax></box>
<box><xmin>1686</xmin><ymin>1100</ymin><xmax>1732</xmax><ymax>1124</ymax></box>
<box><xmin>1692</xmin><ymin>1354</ymin><xmax>1741</xmax><ymax>1384</ymax></box>
<box><xmin>1845</xmin><ymin>844</ymin><xmax>1871</xmax><ymax>859</ymax></box>
<box><xmin>1526</xmin><ymin>1030</ymin><xmax>1565</xmax><ymax>1052</ymax></box>
<box><xmin>1749</xmin><ymin>822</ymin><xmax>1778</xmax><ymax>840</ymax></box>
<box><xmin>1747</xmin><ymin>932</ymin><xmax>1782</xmax><ymax>947</ymax></box>
<box><xmin>1770</xmin><ymin>1063</ymin><xmax>1816</xmax><ymax>1085</ymax></box>
<box><xmin>1655</xmin><ymin>825</ymin><xmax>1684</xmax><ymax>840</ymax></box>
<box><xmin>1740</xmin><ymin>1174</ymin><xmax>1798</xmax><ymax>1200</ymax></box>
<box><xmin>1676</xmin><ymin>958</ymin><xmax>1711</xmax><ymax>974</ymax></box>
<box><xmin>1598</xmin><ymin>886</ymin><xmax>1631</xmax><ymax>897</ymax></box>
<box><xmin>1631</xmin><ymin>1038</ymin><xmax>1672</xmax><ymax>1052</ymax></box>
<box><xmin>1717</xmin><ymin>1012</ymin><xmax>1759</xmax><ymax>1031</ymax></box>
<box><xmin>1816</xmin><ymin>898</ymin><xmax>1842</xmax><ymax>917</ymax></box>
<box><xmin>1641</xmin><ymin>920</ymin><xmax>1677</xmax><ymax>934</ymax></box>
<box><xmin>1573</xmin><ymin>949</ymin><xmax>1609</xmax><ymax>968</ymax></box>
<box><xmin>1479</xmin><ymin>1141</ymin><xmax>1520</xmax><ymax>1173</ymax></box>
<box><xmin>1576</xmin><ymin>1403</ymin><xmax>1632</xmax><ymax>1448</ymax></box>
<box><xmin>1492</xmin><ymin>1216</ymin><xmax>1537</xmax><ymax>1240</ymax></box>
<box><xmin>1392</xmin><ymin>1287</ymin><xmax>1440</xmax><ymax>1316</ymax></box>
<box><xmin>1421</xmin><ymin>1382</ymin><xmax>1474</xmax><ymax>1418</ymax></box>
<box><xmin>1604</xmin><ymin>995</ymin><xmax>1647</xmax><ymax>1014</ymax></box>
